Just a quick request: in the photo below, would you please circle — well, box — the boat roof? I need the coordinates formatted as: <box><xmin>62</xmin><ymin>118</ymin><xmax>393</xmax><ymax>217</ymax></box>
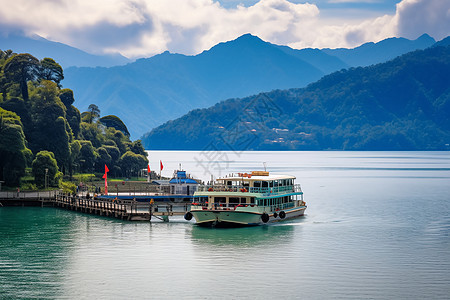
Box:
<box><xmin>169</xmin><ymin>178</ymin><xmax>198</xmax><ymax>184</ymax></box>
<box><xmin>218</xmin><ymin>172</ymin><xmax>295</xmax><ymax>182</ymax></box>
<box><xmin>169</xmin><ymin>170</ymin><xmax>199</xmax><ymax>184</ymax></box>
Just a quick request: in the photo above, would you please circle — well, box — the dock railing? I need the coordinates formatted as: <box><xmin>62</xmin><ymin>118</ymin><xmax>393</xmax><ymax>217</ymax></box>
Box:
<box><xmin>0</xmin><ymin>190</ymin><xmax>61</xmax><ymax>200</ymax></box>
<box><xmin>191</xmin><ymin>201</ymin><xmax>302</xmax><ymax>211</ymax></box>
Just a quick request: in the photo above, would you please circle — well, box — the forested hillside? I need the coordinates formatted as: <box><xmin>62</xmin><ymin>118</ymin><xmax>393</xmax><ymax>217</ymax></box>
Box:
<box><xmin>0</xmin><ymin>51</ymin><xmax>147</xmax><ymax>188</ymax></box>
<box><xmin>63</xmin><ymin>34</ymin><xmax>435</xmax><ymax>137</ymax></box>
<box><xmin>142</xmin><ymin>45</ymin><xmax>450</xmax><ymax>151</ymax></box>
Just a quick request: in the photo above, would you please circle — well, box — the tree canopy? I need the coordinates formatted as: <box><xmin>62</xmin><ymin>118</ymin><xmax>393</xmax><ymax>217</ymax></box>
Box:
<box><xmin>32</xmin><ymin>150</ymin><xmax>60</xmax><ymax>188</ymax></box>
<box><xmin>0</xmin><ymin>50</ymin><xmax>148</xmax><ymax>187</ymax></box>
<box><xmin>99</xmin><ymin>115</ymin><xmax>130</xmax><ymax>136</ymax></box>
<box><xmin>3</xmin><ymin>53</ymin><xmax>40</xmax><ymax>101</ymax></box>
<box><xmin>0</xmin><ymin>108</ymin><xmax>30</xmax><ymax>185</ymax></box>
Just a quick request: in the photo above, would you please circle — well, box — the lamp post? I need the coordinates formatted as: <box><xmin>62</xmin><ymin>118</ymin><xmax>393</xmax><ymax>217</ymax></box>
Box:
<box><xmin>45</xmin><ymin>168</ymin><xmax>48</xmax><ymax>190</ymax></box>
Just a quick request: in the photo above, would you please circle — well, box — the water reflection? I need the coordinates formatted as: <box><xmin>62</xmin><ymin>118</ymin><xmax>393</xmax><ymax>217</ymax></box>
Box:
<box><xmin>188</xmin><ymin>221</ymin><xmax>300</xmax><ymax>248</ymax></box>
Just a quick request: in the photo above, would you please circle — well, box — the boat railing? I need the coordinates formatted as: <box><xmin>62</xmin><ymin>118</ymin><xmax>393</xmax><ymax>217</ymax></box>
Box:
<box><xmin>197</xmin><ymin>184</ymin><xmax>302</xmax><ymax>194</ymax></box>
<box><xmin>190</xmin><ymin>201</ymin><xmax>302</xmax><ymax>211</ymax></box>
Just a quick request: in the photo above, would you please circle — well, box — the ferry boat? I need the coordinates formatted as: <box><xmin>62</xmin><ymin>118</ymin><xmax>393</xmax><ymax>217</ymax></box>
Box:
<box><xmin>184</xmin><ymin>171</ymin><xmax>306</xmax><ymax>227</ymax></box>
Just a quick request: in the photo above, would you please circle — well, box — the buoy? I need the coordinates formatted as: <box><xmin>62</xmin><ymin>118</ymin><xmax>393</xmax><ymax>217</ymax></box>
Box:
<box><xmin>273</xmin><ymin>212</ymin><xmax>278</xmax><ymax>218</ymax></box>
<box><xmin>261</xmin><ymin>213</ymin><xmax>269</xmax><ymax>223</ymax></box>
<box><xmin>184</xmin><ymin>212</ymin><xmax>193</xmax><ymax>221</ymax></box>
<box><xmin>279</xmin><ymin>211</ymin><xmax>286</xmax><ymax>219</ymax></box>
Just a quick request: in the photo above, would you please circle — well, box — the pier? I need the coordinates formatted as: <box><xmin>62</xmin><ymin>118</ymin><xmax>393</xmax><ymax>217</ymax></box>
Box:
<box><xmin>0</xmin><ymin>191</ymin><xmax>191</xmax><ymax>222</ymax></box>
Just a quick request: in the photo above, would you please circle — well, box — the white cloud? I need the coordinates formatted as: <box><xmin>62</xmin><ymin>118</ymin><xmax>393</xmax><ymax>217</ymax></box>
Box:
<box><xmin>0</xmin><ymin>0</ymin><xmax>448</xmax><ymax>58</ymax></box>
<box><xmin>395</xmin><ymin>0</ymin><xmax>450</xmax><ymax>41</ymax></box>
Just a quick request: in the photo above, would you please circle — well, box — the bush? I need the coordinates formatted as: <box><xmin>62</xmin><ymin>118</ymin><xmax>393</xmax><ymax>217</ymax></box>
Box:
<box><xmin>32</xmin><ymin>150</ymin><xmax>59</xmax><ymax>188</ymax></box>
<box><xmin>60</xmin><ymin>181</ymin><xmax>76</xmax><ymax>194</ymax></box>
<box><xmin>21</xmin><ymin>182</ymin><xmax>38</xmax><ymax>191</ymax></box>
<box><xmin>74</xmin><ymin>173</ymin><xmax>96</xmax><ymax>182</ymax></box>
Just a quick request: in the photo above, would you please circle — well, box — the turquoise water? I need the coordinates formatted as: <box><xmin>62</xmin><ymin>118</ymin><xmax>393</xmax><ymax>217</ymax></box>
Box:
<box><xmin>1</xmin><ymin>151</ymin><xmax>450</xmax><ymax>299</ymax></box>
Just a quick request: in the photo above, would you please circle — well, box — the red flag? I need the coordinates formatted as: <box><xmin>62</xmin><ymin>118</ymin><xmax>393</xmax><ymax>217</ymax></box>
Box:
<box><xmin>160</xmin><ymin>160</ymin><xmax>164</xmax><ymax>171</ymax></box>
<box><xmin>147</xmin><ymin>164</ymin><xmax>151</xmax><ymax>173</ymax></box>
<box><xmin>102</xmin><ymin>173</ymin><xmax>107</xmax><ymax>179</ymax></box>
<box><xmin>105</xmin><ymin>164</ymin><xmax>109</xmax><ymax>173</ymax></box>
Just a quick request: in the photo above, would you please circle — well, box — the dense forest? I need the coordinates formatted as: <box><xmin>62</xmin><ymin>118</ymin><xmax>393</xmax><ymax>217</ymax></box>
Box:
<box><xmin>143</xmin><ymin>45</ymin><xmax>450</xmax><ymax>151</ymax></box>
<box><xmin>0</xmin><ymin>50</ymin><xmax>148</xmax><ymax>188</ymax></box>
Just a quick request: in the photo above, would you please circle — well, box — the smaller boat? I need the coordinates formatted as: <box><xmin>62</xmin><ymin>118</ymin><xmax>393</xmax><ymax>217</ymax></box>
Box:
<box><xmin>185</xmin><ymin>171</ymin><xmax>306</xmax><ymax>227</ymax></box>
<box><xmin>98</xmin><ymin>169</ymin><xmax>203</xmax><ymax>203</ymax></box>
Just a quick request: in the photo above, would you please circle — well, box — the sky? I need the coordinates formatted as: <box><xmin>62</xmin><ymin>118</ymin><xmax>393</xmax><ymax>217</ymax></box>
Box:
<box><xmin>0</xmin><ymin>0</ymin><xmax>449</xmax><ymax>59</ymax></box>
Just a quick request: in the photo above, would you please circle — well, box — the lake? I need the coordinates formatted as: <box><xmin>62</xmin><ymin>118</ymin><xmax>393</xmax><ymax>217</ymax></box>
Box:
<box><xmin>1</xmin><ymin>151</ymin><xmax>450</xmax><ymax>299</ymax></box>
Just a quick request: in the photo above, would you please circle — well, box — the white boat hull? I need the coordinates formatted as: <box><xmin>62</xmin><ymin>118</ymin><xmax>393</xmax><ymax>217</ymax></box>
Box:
<box><xmin>190</xmin><ymin>206</ymin><xmax>306</xmax><ymax>227</ymax></box>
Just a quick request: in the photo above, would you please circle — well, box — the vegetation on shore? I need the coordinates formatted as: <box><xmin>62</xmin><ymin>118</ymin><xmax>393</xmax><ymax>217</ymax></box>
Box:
<box><xmin>143</xmin><ymin>45</ymin><xmax>450</xmax><ymax>150</ymax></box>
<box><xmin>0</xmin><ymin>50</ymin><xmax>148</xmax><ymax>189</ymax></box>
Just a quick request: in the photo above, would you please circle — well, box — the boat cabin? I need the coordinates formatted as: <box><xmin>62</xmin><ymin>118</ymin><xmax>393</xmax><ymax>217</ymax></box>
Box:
<box><xmin>194</xmin><ymin>171</ymin><xmax>303</xmax><ymax>210</ymax></box>
<box><xmin>169</xmin><ymin>170</ymin><xmax>199</xmax><ymax>196</ymax></box>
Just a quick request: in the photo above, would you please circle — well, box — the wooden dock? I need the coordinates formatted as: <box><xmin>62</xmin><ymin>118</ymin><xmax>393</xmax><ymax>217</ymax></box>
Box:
<box><xmin>0</xmin><ymin>191</ymin><xmax>191</xmax><ymax>222</ymax></box>
<box><xmin>54</xmin><ymin>194</ymin><xmax>190</xmax><ymax>221</ymax></box>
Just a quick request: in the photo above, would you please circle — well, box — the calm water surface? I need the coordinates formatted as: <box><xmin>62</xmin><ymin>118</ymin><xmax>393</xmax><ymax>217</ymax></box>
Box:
<box><xmin>1</xmin><ymin>151</ymin><xmax>450</xmax><ymax>299</ymax></box>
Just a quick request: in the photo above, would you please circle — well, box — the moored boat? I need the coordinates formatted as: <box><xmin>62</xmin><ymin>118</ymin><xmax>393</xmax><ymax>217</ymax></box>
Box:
<box><xmin>185</xmin><ymin>171</ymin><xmax>306</xmax><ymax>227</ymax></box>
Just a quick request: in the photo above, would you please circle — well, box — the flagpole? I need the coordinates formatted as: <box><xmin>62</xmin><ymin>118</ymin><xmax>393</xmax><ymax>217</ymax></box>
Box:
<box><xmin>104</xmin><ymin>164</ymin><xmax>109</xmax><ymax>195</ymax></box>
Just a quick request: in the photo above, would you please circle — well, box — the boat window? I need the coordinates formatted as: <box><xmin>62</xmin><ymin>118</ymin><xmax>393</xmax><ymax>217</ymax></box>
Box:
<box><xmin>254</xmin><ymin>181</ymin><xmax>261</xmax><ymax>188</ymax></box>
<box><xmin>229</xmin><ymin>197</ymin><xmax>240</xmax><ymax>204</ymax></box>
<box><xmin>215</xmin><ymin>197</ymin><xmax>226</xmax><ymax>204</ymax></box>
<box><xmin>262</xmin><ymin>181</ymin><xmax>268</xmax><ymax>188</ymax></box>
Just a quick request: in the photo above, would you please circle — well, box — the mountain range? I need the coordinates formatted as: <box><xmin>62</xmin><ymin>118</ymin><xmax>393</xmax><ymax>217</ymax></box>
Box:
<box><xmin>0</xmin><ymin>32</ymin><xmax>439</xmax><ymax>139</ymax></box>
<box><xmin>61</xmin><ymin>33</ymin><xmax>435</xmax><ymax>138</ymax></box>
<box><xmin>141</xmin><ymin>45</ymin><xmax>450</xmax><ymax>150</ymax></box>
<box><xmin>0</xmin><ymin>33</ymin><xmax>130</xmax><ymax>68</ymax></box>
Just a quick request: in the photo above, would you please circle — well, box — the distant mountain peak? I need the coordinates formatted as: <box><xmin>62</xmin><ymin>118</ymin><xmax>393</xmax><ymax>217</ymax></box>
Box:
<box><xmin>234</xmin><ymin>33</ymin><xmax>262</xmax><ymax>41</ymax></box>
<box><xmin>204</xmin><ymin>33</ymin><xmax>267</xmax><ymax>53</ymax></box>
<box><xmin>433</xmin><ymin>36</ymin><xmax>450</xmax><ymax>47</ymax></box>
<box><xmin>417</xmin><ymin>33</ymin><xmax>434</xmax><ymax>41</ymax></box>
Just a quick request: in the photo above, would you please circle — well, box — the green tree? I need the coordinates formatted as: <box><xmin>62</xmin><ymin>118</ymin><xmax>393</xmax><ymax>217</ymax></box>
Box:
<box><xmin>39</xmin><ymin>58</ymin><xmax>64</xmax><ymax>87</ymax></box>
<box><xmin>60</xmin><ymin>89</ymin><xmax>81</xmax><ymax>138</ymax></box>
<box><xmin>99</xmin><ymin>115</ymin><xmax>130</xmax><ymax>136</ymax></box>
<box><xmin>0</xmin><ymin>97</ymin><xmax>33</xmax><ymax>138</ymax></box>
<box><xmin>50</xmin><ymin>117</ymin><xmax>72</xmax><ymax>172</ymax></box>
<box><xmin>3</xmin><ymin>53</ymin><xmax>40</xmax><ymax>101</ymax></box>
<box><xmin>119</xmin><ymin>151</ymin><xmax>148</xmax><ymax>178</ymax></box>
<box><xmin>129</xmin><ymin>140</ymin><xmax>147</xmax><ymax>156</ymax></box>
<box><xmin>103</xmin><ymin>145</ymin><xmax>120</xmax><ymax>162</ymax></box>
<box><xmin>29</xmin><ymin>81</ymin><xmax>71</xmax><ymax>168</ymax></box>
<box><xmin>0</xmin><ymin>50</ymin><xmax>15</xmax><ymax>101</ymax></box>
<box><xmin>0</xmin><ymin>108</ymin><xmax>29</xmax><ymax>186</ymax></box>
<box><xmin>32</xmin><ymin>150</ymin><xmax>60</xmax><ymax>188</ymax></box>
<box><xmin>78</xmin><ymin>140</ymin><xmax>98</xmax><ymax>172</ymax></box>
<box><xmin>80</xmin><ymin>122</ymin><xmax>104</xmax><ymax>148</ymax></box>
<box><xmin>95</xmin><ymin>147</ymin><xmax>112</xmax><ymax>173</ymax></box>
<box><xmin>105</xmin><ymin>127</ymin><xmax>128</xmax><ymax>155</ymax></box>
<box><xmin>82</xmin><ymin>104</ymin><xmax>100</xmax><ymax>124</ymax></box>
